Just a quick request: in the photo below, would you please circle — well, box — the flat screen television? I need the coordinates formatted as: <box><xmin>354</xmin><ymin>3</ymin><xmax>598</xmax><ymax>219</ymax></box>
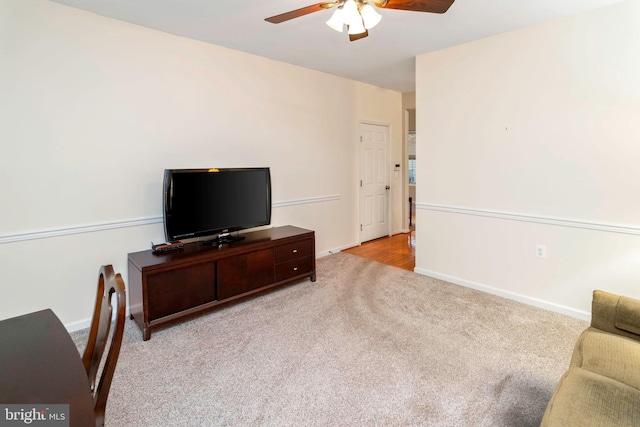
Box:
<box><xmin>163</xmin><ymin>167</ymin><xmax>271</xmax><ymax>244</ymax></box>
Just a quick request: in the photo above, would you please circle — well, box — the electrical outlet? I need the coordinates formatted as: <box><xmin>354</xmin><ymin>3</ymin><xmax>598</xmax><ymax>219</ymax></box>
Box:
<box><xmin>536</xmin><ymin>244</ymin><xmax>547</xmax><ymax>259</ymax></box>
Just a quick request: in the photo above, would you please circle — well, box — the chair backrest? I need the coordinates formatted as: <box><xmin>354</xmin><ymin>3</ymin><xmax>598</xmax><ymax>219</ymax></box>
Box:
<box><xmin>82</xmin><ymin>265</ymin><xmax>126</xmax><ymax>427</ymax></box>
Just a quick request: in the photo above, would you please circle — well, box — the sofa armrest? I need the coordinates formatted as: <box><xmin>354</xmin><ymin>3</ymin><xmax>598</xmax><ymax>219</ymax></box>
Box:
<box><xmin>591</xmin><ymin>290</ymin><xmax>640</xmax><ymax>343</ymax></box>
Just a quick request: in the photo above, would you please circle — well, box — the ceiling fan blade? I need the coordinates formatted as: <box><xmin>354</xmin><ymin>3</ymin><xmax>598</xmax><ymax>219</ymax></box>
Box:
<box><xmin>373</xmin><ymin>0</ymin><xmax>455</xmax><ymax>14</ymax></box>
<box><xmin>265</xmin><ymin>2</ymin><xmax>335</xmax><ymax>24</ymax></box>
<box><xmin>349</xmin><ymin>30</ymin><xmax>369</xmax><ymax>42</ymax></box>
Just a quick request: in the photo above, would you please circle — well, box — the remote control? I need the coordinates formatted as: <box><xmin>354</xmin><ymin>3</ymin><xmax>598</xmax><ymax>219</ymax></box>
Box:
<box><xmin>151</xmin><ymin>241</ymin><xmax>184</xmax><ymax>253</ymax></box>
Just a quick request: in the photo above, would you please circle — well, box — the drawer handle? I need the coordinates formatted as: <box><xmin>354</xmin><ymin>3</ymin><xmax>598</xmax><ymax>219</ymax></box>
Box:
<box><xmin>292</xmin><ymin>249</ymin><xmax>298</xmax><ymax>253</ymax></box>
<box><xmin>293</xmin><ymin>267</ymin><xmax>298</xmax><ymax>271</ymax></box>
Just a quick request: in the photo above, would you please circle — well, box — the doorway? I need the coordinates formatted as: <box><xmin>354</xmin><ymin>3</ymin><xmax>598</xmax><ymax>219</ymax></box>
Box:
<box><xmin>407</xmin><ymin>109</ymin><xmax>416</xmax><ymax>231</ymax></box>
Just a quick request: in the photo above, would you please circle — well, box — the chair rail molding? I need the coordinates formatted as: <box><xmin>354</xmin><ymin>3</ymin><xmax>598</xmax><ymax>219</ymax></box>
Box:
<box><xmin>272</xmin><ymin>194</ymin><xmax>341</xmax><ymax>208</ymax></box>
<box><xmin>0</xmin><ymin>194</ymin><xmax>342</xmax><ymax>244</ymax></box>
<box><xmin>0</xmin><ymin>217</ymin><xmax>163</xmax><ymax>245</ymax></box>
<box><xmin>417</xmin><ymin>203</ymin><xmax>640</xmax><ymax>236</ymax></box>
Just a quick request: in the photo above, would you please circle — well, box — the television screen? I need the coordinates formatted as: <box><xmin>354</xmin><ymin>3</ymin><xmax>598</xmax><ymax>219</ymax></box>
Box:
<box><xmin>163</xmin><ymin>168</ymin><xmax>271</xmax><ymax>243</ymax></box>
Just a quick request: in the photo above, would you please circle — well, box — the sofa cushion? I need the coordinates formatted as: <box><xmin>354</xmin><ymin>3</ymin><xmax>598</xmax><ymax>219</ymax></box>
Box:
<box><xmin>541</xmin><ymin>367</ymin><xmax>640</xmax><ymax>427</ymax></box>
<box><xmin>615</xmin><ymin>295</ymin><xmax>640</xmax><ymax>335</ymax></box>
<box><xmin>570</xmin><ymin>327</ymin><xmax>640</xmax><ymax>390</ymax></box>
<box><xmin>591</xmin><ymin>290</ymin><xmax>640</xmax><ymax>342</ymax></box>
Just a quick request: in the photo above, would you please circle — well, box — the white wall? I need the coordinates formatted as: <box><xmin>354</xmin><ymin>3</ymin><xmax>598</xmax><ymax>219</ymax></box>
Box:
<box><xmin>0</xmin><ymin>0</ymin><xmax>402</xmax><ymax>327</ymax></box>
<box><xmin>415</xmin><ymin>0</ymin><xmax>640</xmax><ymax>318</ymax></box>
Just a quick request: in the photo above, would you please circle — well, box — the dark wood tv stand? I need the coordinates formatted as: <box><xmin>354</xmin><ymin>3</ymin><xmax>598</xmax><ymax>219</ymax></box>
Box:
<box><xmin>127</xmin><ymin>225</ymin><xmax>315</xmax><ymax>340</ymax></box>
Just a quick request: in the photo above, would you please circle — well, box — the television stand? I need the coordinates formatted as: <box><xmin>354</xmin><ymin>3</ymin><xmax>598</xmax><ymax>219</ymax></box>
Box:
<box><xmin>202</xmin><ymin>233</ymin><xmax>246</xmax><ymax>246</ymax></box>
<box><xmin>128</xmin><ymin>226</ymin><xmax>315</xmax><ymax>340</ymax></box>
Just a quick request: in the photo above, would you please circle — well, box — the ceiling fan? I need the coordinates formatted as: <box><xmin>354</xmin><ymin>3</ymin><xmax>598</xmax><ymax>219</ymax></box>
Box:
<box><xmin>265</xmin><ymin>0</ymin><xmax>455</xmax><ymax>42</ymax></box>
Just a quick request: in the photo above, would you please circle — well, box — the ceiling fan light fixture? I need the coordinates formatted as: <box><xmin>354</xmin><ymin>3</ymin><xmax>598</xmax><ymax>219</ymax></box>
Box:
<box><xmin>360</xmin><ymin>3</ymin><xmax>381</xmax><ymax>29</ymax></box>
<box><xmin>326</xmin><ymin>7</ymin><xmax>345</xmax><ymax>32</ymax></box>
<box><xmin>342</xmin><ymin>0</ymin><xmax>362</xmax><ymax>26</ymax></box>
<box><xmin>265</xmin><ymin>0</ymin><xmax>456</xmax><ymax>42</ymax></box>
<box><xmin>347</xmin><ymin>17</ymin><xmax>366</xmax><ymax>35</ymax></box>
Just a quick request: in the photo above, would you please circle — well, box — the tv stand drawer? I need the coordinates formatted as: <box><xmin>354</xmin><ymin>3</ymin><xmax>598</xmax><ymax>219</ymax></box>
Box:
<box><xmin>275</xmin><ymin>239</ymin><xmax>313</xmax><ymax>263</ymax></box>
<box><xmin>275</xmin><ymin>256</ymin><xmax>313</xmax><ymax>282</ymax></box>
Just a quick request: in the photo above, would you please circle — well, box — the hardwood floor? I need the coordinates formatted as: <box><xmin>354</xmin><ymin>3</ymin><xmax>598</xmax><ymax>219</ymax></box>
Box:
<box><xmin>343</xmin><ymin>231</ymin><xmax>415</xmax><ymax>271</ymax></box>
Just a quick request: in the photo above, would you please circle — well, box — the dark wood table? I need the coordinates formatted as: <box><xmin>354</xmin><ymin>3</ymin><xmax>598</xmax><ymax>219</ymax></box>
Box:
<box><xmin>0</xmin><ymin>309</ymin><xmax>95</xmax><ymax>426</ymax></box>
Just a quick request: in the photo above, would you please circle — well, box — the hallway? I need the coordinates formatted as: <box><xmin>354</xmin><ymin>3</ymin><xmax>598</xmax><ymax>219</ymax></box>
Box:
<box><xmin>343</xmin><ymin>231</ymin><xmax>415</xmax><ymax>271</ymax></box>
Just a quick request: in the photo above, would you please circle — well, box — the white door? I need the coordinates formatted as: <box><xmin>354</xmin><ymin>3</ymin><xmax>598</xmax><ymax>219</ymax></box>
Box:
<box><xmin>359</xmin><ymin>122</ymin><xmax>390</xmax><ymax>243</ymax></box>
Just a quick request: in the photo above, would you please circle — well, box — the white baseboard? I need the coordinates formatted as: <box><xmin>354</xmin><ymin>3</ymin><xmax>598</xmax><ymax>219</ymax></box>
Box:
<box><xmin>64</xmin><ymin>307</ymin><xmax>132</xmax><ymax>333</ymax></box>
<box><xmin>318</xmin><ymin>242</ymin><xmax>360</xmax><ymax>258</ymax></box>
<box><xmin>67</xmin><ymin>261</ymin><xmax>588</xmax><ymax>333</ymax></box>
<box><xmin>390</xmin><ymin>229</ymin><xmax>411</xmax><ymax>235</ymax></box>
<box><xmin>65</xmin><ymin>317</ymin><xmax>92</xmax><ymax>333</ymax></box>
<box><xmin>414</xmin><ymin>267</ymin><xmax>591</xmax><ymax>322</ymax></box>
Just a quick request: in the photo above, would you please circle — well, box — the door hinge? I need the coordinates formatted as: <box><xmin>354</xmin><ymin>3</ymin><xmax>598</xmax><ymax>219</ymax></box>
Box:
<box><xmin>360</xmin><ymin>224</ymin><xmax>363</xmax><ymax>231</ymax></box>
<box><xmin>360</xmin><ymin>180</ymin><xmax>362</xmax><ymax>187</ymax></box>
<box><xmin>360</xmin><ymin>136</ymin><xmax>363</xmax><ymax>142</ymax></box>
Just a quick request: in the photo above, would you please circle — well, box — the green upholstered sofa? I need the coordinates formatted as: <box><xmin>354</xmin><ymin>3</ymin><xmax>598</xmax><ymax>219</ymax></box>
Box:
<box><xmin>541</xmin><ymin>290</ymin><xmax>640</xmax><ymax>426</ymax></box>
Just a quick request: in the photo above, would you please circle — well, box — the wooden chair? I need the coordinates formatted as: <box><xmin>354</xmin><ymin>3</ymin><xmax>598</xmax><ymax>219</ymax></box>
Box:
<box><xmin>82</xmin><ymin>265</ymin><xmax>126</xmax><ymax>427</ymax></box>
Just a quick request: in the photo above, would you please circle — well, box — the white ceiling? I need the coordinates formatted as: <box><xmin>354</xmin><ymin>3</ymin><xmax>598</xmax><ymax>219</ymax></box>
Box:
<box><xmin>50</xmin><ymin>0</ymin><xmax>624</xmax><ymax>92</ymax></box>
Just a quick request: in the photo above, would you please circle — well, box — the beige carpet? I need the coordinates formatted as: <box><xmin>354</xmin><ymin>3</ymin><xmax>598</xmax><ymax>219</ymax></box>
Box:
<box><xmin>72</xmin><ymin>252</ymin><xmax>587</xmax><ymax>426</ymax></box>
